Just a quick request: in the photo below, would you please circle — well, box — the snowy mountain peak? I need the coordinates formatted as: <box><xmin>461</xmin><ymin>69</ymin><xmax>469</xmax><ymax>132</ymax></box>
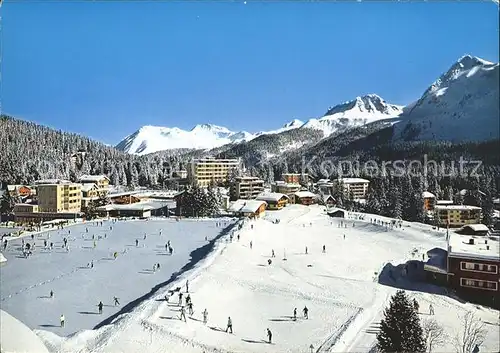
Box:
<box><xmin>300</xmin><ymin>94</ymin><xmax>403</xmax><ymax>136</ymax></box>
<box><xmin>325</xmin><ymin>94</ymin><xmax>402</xmax><ymax>117</ymax></box>
<box><xmin>190</xmin><ymin>123</ymin><xmax>231</xmax><ymax>133</ymax></box>
<box><xmin>394</xmin><ymin>55</ymin><xmax>499</xmax><ymax>142</ymax></box>
<box><xmin>283</xmin><ymin>119</ymin><xmax>304</xmax><ymax>128</ymax></box>
<box><xmin>456</xmin><ymin>54</ymin><xmax>493</xmax><ymax>68</ymax></box>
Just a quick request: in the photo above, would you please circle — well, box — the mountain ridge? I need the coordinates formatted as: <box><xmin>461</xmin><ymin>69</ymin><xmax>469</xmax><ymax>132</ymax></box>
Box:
<box><xmin>116</xmin><ymin>93</ymin><xmax>404</xmax><ymax>155</ymax></box>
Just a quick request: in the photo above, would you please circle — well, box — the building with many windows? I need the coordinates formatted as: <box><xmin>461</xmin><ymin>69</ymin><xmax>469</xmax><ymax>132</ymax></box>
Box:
<box><xmin>230</xmin><ymin>176</ymin><xmax>265</xmax><ymax>201</ymax></box>
<box><xmin>187</xmin><ymin>158</ymin><xmax>240</xmax><ymax>187</ymax></box>
<box><xmin>77</xmin><ymin>175</ymin><xmax>110</xmax><ymax>195</ymax></box>
<box><xmin>333</xmin><ymin>178</ymin><xmax>370</xmax><ymax>200</ymax></box>
<box><xmin>271</xmin><ymin>181</ymin><xmax>301</xmax><ymax>197</ymax></box>
<box><xmin>446</xmin><ymin>231</ymin><xmax>499</xmax><ymax>307</ymax></box>
<box><xmin>37</xmin><ymin>181</ymin><xmax>82</xmax><ymax>213</ymax></box>
<box><xmin>434</xmin><ymin>205</ymin><xmax>482</xmax><ymax>227</ymax></box>
<box><xmin>13</xmin><ymin>180</ymin><xmax>82</xmax><ymax>224</ymax></box>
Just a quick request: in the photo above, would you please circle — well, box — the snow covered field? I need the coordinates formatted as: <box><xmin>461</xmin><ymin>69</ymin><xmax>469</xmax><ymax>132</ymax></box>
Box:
<box><xmin>0</xmin><ymin>217</ymin><xmax>236</xmax><ymax>337</ymax></box>
<box><xmin>24</xmin><ymin>205</ymin><xmax>499</xmax><ymax>353</ymax></box>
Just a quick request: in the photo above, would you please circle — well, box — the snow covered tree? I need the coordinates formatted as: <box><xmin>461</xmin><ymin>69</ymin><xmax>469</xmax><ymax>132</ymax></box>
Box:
<box><xmin>95</xmin><ymin>192</ymin><xmax>111</xmax><ymax>207</ymax></box>
<box><xmin>376</xmin><ymin>290</ymin><xmax>426</xmax><ymax>353</ymax></box>
<box><xmin>389</xmin><ymin>185</ymin><xmax>403</xmax><ymax>219</ymax></box>
<box><xmin>452</xmin><ymin>311</ymin><xmax>486</xmax><ymax>353</ymax></box>
<box><xmin>0</xmin><ymin>189</ymin><xmax>15</xmax><ymax>219</ymax></box>
<box><xmin>422</xmin><ymin>318</ymin><xmax>446</xmax><ymax>353</ymax></box>
<box><xmin>128</xmin><ymin>163</ymin><xmax>139</xmax><ymax>187</ymax></box>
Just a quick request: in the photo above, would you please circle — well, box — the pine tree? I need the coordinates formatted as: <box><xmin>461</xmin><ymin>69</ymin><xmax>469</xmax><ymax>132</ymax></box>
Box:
<box><xmin>0</xmin><ymin>190</ymin><xmax>15</xmax><ymax>219</ymax></box>
<box><xmin>377</xmin><ymin>290</ymin><xmax>426</xmax><ymax>353</ymax></box>
<box><xmin>389</xmin><ymin>185</ymin><xmax>403</xmax><ymax>219</ymax></box>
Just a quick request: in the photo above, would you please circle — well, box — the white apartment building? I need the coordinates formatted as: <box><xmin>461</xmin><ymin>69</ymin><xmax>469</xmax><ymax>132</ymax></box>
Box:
<box><xmin>230</xmin><ymin>176</ymin><xmax>265</xmax><ymax>200</ymax></box>
<box><xmin>335</xmin><ymin>178</ymin><xmax>370</xmax><ymax>200</ymax></box>
<box><xmin>188</xmin><ymin>157</ymin><xmax>240</xmax><ymax>187</ymax></box>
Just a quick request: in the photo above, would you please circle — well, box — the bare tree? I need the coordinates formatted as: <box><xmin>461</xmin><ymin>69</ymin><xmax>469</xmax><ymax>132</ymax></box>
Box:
<box><xmin>453</xmin><ymin>311</ymin><xmax>487</xmax><ymax>353</ymax></box>
<box><xmin>422</xmin><ymin>318</ymin><xmax>447</xmax><ymax>352</ymax></box>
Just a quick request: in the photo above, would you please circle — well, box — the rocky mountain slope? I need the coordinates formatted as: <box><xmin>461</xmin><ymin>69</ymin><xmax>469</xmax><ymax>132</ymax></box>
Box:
<box><xmin>394</xmin><ymin>55</ymin><xmax>499</xmax><ymax>142</ymax></box>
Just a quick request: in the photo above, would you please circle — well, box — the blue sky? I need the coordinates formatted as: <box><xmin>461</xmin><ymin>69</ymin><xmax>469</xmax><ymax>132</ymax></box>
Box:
<box><xmin>2</xmin><ymin>1</ymin><xmax>498</xmax><ymax>144</ymax></box>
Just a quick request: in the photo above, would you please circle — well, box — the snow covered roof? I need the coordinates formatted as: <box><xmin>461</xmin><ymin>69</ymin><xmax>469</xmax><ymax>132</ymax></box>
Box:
<box><xmin>0</xmin><ymin>310</ymin><xmax>50</xmax><ymax>353</ymax></box>
<box><xmin>327</xmin><ymin>207</ymin><xmax>347</xmax><ymax>215</ymax></box>
<box><xmin>255</xmin><ymin>192</ymin><xmax>289</xmax><ymax>202</ymax></box>
<box><xmin>448</xmin><ymin>233</ymin><xmax>500</xmax><ymax>261</ymax></box>
<box><xmin>435</xmin><ymin>205</ymin><xmax>481</xmax><ymax>210</ymax></box>
<box><xmin>229</xmin><ymin>200</ymin><xmax>267</xmax><ymax>213</ymax></box>
<box><xmin>78</xmin><ymin>174</ymin><xmax>110</xmax><ymax>182</ymax></box>
<box><xmin>422</xmin><ymin>191</ymin><xmax>436</xmax><ymax>198</ymax></box>
<box><xmin>457</xmin><ymin>224</ymin><xmax>489</xmax><ymax>232</ymax></box>
<box><xmin>34</xmin><ymin>179</ymin><xmax>72</xmax><ymax>185</ymax></box>
<box><xmin>7</xmin><ymin>185</ymin><xmax>30</xmax><ymax>191</ymax></box>
<box><xmin>294</xmin><ymin>191</ymin><xmax>317</xmax><ymax>198</ymax></box>
<box><xmin>97</xmin><ymin>203</ymin><xmax>153</xmax><ymax>212</ymax></box>
<box><xmin>81</xmin><ymin>183</ymin><xmax>98</xmax><ymax>192</ymax></box>
<box><xmin>436</xmin><ymin>200</ymin><xmax>453</xmax><ymax>205</ymax></box>
<box><xmin>338</xmin><ymin>178</ymin><xmax>370</xmax><ymax>184</ymax></box>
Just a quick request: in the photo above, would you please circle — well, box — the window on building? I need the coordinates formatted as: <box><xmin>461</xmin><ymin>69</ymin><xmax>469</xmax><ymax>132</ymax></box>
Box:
<box><xmin>461</xmin><ymin>261</ymin><xmax>498</xmax><ymax>274</ymax></box>
<box><xmin>460</xmin><ymin>277</ymin><xmax>498</xmax><ymax>291</ymax></box>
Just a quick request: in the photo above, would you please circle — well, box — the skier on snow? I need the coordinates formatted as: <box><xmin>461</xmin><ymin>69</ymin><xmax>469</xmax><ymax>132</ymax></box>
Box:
<box><xmin>266</xmin><ymin>328</ymin><xmax>272</xmax><ymax>344</ymax></box>
<box><xmin>60</xmin><ymin>314</ymin><xmax>65</xmax><ymax>327</ymax></box>
<box><xmin>303</xmin><ymin>306</ymin><xmax>309</xmax><ymax>319</ymax></box>
<box><xmin>98</xmin><ymin>301</ymin><xmax>104</xmax><ymax>314</ymax></box>
<box><xmin>202</xmin><ymin>308</ymin><xmax>208</xmax><ymax>324</ymax></box>
<box><xmin>114</xmin><ymin>296</ymin><xmax>120</xmax><ymax>306</ymax></box>
<box><xmin>226</xmin><ymin>317</ymin><xmax>233</xmax><ymax>333</ymax></box>
<box><xmin>179</xmin><ymin>306</ymin><xmax>187</xmax><ymax>322</ymax></box>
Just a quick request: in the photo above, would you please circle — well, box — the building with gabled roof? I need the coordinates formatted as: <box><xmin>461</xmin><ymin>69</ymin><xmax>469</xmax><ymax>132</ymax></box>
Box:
<box><xmin>293</xmin><ymin>191</ymin><xmax>318</xmax><ymax>205</ymax></box>
<box><xmin>255</xmin><ymin>193</ymin><xmax>289</xmax><ymax>210</ymax></box>
<box><xmin>228</xmin><ymin>200</ymin><xmax>267</xmax><ymax>218</ymax></box>
<box><xmin>78</xmin><ymin>175</ymin><xmax>110</xmax><ymax>196</ymax></box>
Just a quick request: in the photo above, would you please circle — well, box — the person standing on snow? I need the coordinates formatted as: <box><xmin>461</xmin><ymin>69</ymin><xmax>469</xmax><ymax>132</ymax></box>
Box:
<box><xmin>186</xmin><ymin>280</ymin><xmax>189</xmax><ymax>293</ymax></box>
<box><xmin>60</xmin><ymin>314</ymin><xmax>65</xmax><ymax>327</ymax></box>
<box><xmin>322</xmin><ymin>245</ymin><xmax>326</xmax><ymax>253</ymax></box>
<box><xmin>50</xmin><ymin>290</ymin><xmax>54</xmax><ymax>298</ymax></box>
<box><xmin>179</xmin><ymin>306</ymin><xmax>187</xmax><ymax>322</ymax></box>
<box><xmin>305</xmin><ymin>246</ymin><xmax>308</xmax><ymax>255</ymax></box>
<box><xmin>429</xmin><ymin>304</ymin><xmax>434</xmax><ymax>315</ymax></box>
<box><xmin>266</xmin><ymin>328</ymin><xmax>272</xmax><ymax>344</ymax></box>
<box><xmin>178</xmin><ymin>292</ymin><xmax>183</xmax><ymax>305</ymax></box>
<box><xmin>293</xmin><ymin>308</ymin><xmax>297</xmax><ymax>321</ymax></box>
<box><xmin>188</xmin><ymin>301</ymin><xmax>194</xmax><ymax>316</ymax></box>
<box><xmin>413</xmin><ymin>298</ymin><xmax>419</xmax><ymax>313</ymax></box>
<box><xmin>250</xmin><ymin>241</ymin><xmax>253</xmax><ymax>249</ymax></box>
<box><xmin>136</xmin><ymin>239</ymin><xmax>139</xmax><ymax>247</ymax></box>
<box><xmin>202</xmin><ymin>308</ymin><xmax>208</xmax><ymax>324</ymax></box>
<box><xmin>114</xmin><ymin>297</ymin><xmax>120</xmax><ymax>306</ymax></box>
<box><xmin>303</xmin><ymin>306</ymin><xmax>309</xmax><ymax>319</ymax></box>
<box><xmin>226</xmin><ymin>317</ymin><xmax>233</xmax><ymax>333</ymax></box>
<box><xmin>271</xmin><ymin>249</ymin><xmax>275</xmax><ymax>258</ymax></box>
<box><xmin>98</xmin><ymin>301</ymin><xmax>104</xmax><ymax>314</ymax></box>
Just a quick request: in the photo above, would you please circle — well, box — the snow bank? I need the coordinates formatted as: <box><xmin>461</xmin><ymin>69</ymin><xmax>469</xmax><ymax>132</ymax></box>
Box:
<box><xmin>0</xmin><ymin>252</ymin><xmax>6</xmax><ymax>264</ymax></box>
<box><xmin>1</xmin><ymin>310</ymin><xmax>50</xmax><ymax>353</ymax></box>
